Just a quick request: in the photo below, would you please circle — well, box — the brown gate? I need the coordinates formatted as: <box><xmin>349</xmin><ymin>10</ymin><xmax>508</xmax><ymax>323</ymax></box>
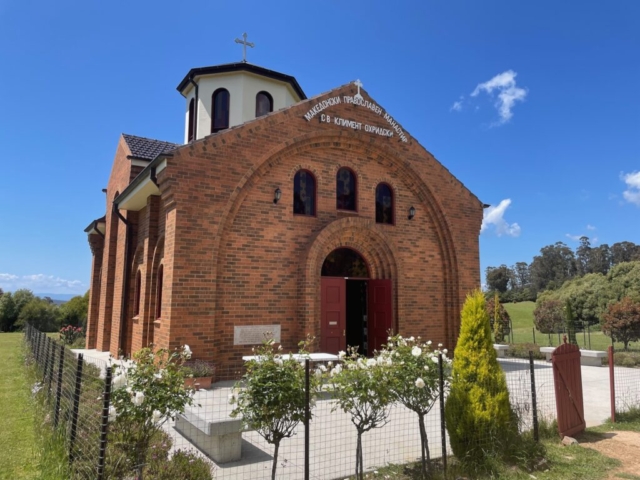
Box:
<box><xmin>552</xmin><ymin>343</ymin><xmax>586</xmax><ymax>437</ymax></box>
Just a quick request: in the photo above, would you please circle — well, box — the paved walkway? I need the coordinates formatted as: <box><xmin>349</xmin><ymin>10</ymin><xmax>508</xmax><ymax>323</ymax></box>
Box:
<box><xmin>73</xmin><ymin>349</ymin><xmax>633</xmax><ymax>480</ymax></box>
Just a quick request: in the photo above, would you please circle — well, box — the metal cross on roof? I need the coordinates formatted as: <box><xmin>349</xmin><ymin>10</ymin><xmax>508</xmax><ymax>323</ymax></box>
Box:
<box><xmin>354</xmin><ymin>79</ymin><xmax>363</xmax><ymax>100</ymax></box>
<box><xmin>235</xmin><ymin>32</ymin><xmax>255</xmax><ymax>63</ymax></box>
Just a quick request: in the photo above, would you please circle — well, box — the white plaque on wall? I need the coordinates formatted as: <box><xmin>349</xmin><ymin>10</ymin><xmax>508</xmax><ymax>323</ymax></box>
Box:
<box><xmin>234</xmin><ymin>325</ymin><xmax>281</xmax><ymax>346</ymax></box>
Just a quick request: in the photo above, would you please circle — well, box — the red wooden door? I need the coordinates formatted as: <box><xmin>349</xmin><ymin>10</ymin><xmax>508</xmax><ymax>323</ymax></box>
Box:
<box><xmin>368</xmin><ymin>279</ymin><xmax>393</xmax><ymax>354</ymax></box>
<box><xmin>321</xmin><ymin>278</ymin><xmax>346</xmax><ymax>354</ymax></box>
<box><xmin>552</xmin><ymin>343</ymin><xmax>586</xmax><ymax>438</ymax></box>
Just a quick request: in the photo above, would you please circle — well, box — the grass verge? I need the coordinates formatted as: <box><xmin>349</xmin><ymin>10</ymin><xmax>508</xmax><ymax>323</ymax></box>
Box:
<box><xmin>0</xmin><ymin>332</ymin><xmax>39</xmax><ymax>479</ymax></box>
<box><xmin>0</xmin><ymin>332</ymin><xmax>68</xmax><ymax>480</ymax></box>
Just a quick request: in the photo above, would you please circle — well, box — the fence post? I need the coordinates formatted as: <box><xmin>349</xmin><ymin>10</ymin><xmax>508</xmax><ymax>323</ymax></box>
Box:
<box><xmin>529</xmin><ymin>351</ymin><xmax>539</xmax><ymax>442</ymax></box>
<box><xmin>438</xmin><ymin>354</ymin><xmax>447</xmax><ymax>478</ymax></box>
<box><xmin>608</xmin><ymin>346</ymin><xmax>615</xmax><ymax>423</ymax></box>
<box><xmin>304</xmin><ymin>359</ymin><xmax>310</xmax><ymax>480</ymax></box>
<box><xmin>54</xmin><ymin>344</ymin><xmax>65</xmax><ymax>428</ymax></box>
<box><xmin>532</xmin><ymin>327</ymin><xmax>536</xmax><ymax>345</ymax></box>
<box><xmin>97</xmin><ymin>366</ymin><xmax>113</xmax><ymax>480</ymax></box>
<box><xmin>35</xmin><ymin>331</ymin><xmax>42</xmax><ymax>366</ymax></box>
<box><xmin>68</xmin><ymin>354</ymin><xmax>84</xmax><ymax>465</ymax></box>
<box><xmin>42</xmin><ymin>337</ymin><xmax>50</xmax><ymax>384</ymax></box>
<box><xmin>47</xmin><ymin>339</ymin><xmax>56</xmax><ymax>398</ymax></box>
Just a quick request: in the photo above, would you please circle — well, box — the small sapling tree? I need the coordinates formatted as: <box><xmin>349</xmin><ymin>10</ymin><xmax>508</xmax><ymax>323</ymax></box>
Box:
<box><xmin>230</xmin><ymin>338</ymin><xmax>321</xmax><ymax>480</ymax></box>
<box><xmin>330</xmin><ymin>348</ymin><xmax>393</xmax><ymax>480</ymax></box>
<box><xmin>603</xmin><ymin>297</ymin><xmax>640</xmax><ymax>351</ymax></box>
<box><xmin>564</xmin><ymin>301</ymin><xmax>578</xmax><ymax>345</ymax></box>
<box><xmin>382</xmin><ymin>335</ymin><xmax>451</xmax><ymax>477</ymax></box>
<box><xmin>486</xmin><ymin>292</ymin><xmax>510</xmax><ymax>343</ymax></box>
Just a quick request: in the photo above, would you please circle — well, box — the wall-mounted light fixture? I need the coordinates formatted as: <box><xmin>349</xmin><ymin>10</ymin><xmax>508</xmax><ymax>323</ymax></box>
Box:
<box><xmin>408</xmin><ymin>206</ymin><xmax>416</xmax><ymax>220</ymax></box>
<box><xmin>274</xmin><ymin>188</ymin><xmax>282</xmax><ymax>204</ymax></box>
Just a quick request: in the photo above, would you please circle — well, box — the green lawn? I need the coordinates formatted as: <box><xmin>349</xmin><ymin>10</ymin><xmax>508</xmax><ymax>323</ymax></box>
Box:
<box><xmin>503</xmin><ymin>301</ymin><xmax>638</xmax><ymax>352</ymax></box>
<box><xmin>0</xmin><ymin>333</ymin><xmax>39</xmax><ymax>479</ymax></box>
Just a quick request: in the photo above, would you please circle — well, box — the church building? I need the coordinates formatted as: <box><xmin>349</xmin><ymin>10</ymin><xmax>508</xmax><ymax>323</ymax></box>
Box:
<box><xmin>84</xmin><ymin>45</ymin><xmax>484</xmax><ymax>368</ymax></box>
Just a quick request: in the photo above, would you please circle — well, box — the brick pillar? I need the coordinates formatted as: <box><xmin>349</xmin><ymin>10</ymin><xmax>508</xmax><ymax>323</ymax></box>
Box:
<box><xmin>86</xmin><ymin>234</ymin><xmax>104</xmax><ymax>349</ymax></box>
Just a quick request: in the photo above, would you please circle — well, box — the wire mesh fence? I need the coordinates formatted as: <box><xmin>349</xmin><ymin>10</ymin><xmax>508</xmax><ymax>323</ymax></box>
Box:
<box><xmin>24</xmin><ymin>324</ymin><xmax>111</xmax><ymax>480</ymax></box>
<box><xmin>611</xmin><ymin>347</ymin><xmax>640</xmax><ymax>418</ymax></box>
<box><xmin>24</xmin><ymin>324</ymin><xmax>563</xmax><ymax>480</ymax></box>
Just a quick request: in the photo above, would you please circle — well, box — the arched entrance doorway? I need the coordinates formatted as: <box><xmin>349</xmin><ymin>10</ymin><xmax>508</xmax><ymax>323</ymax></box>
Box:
<box><xmin>320</xmin><ymin>248</ymin><xmax>393</xmax><ymax>356</ymax></box>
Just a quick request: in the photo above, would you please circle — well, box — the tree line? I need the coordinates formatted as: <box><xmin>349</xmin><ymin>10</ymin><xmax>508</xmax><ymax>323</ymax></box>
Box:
<box><xmin>0</xmin><ymin>288</ymin><xmax>89</xmax><ymax>332</ymax></box>
<box><xmin>485</xmin><ymin>238</ymin><xmax>640</xmax><ymax>302</ymax></box>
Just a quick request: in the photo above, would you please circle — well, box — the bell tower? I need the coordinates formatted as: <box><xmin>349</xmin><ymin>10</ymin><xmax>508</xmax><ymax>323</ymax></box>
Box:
<box><xmin>177</xmin><ymin>35</ymin><xmax>306</xmax><ymax>143</ymax></box>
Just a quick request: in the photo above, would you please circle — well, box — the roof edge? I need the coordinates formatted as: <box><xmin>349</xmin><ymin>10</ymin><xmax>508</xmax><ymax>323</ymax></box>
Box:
<box><xmin>177</xmin><ymin>63</ymin><xmax>306</xmax><ymax>100</ymax></box>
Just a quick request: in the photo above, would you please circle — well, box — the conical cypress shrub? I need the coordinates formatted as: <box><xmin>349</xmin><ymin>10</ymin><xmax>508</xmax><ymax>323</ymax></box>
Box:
<box><xmin>445</xmin><ymin>290</ymin><xmax>515</xmax><ymax>467</ymax></box>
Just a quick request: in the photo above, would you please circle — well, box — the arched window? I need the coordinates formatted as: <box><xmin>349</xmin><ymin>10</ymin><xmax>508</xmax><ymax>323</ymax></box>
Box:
<box><xmin>255</xmin><ymin>91</ymin><xmax>273</xmax><ymax>117</ymax></box>
<box><xmin>133</xmin><ymin>270</ymin><xmax>142</xmax><ymax>316</ymax></box>
<box><xmin>321</xmin><ymin>248</ymin><xmax>369</xmax><ymax>277</ymax></box>
<box><xmin>293</xmin><ymin>170</ymin><xmax>316</xmax><ymax>216</ymax></box>
<box><xmin>211</xmin><ymin>89</ymin><xmax>230</xmax><ymax>133</ymax></box>
<box><xmin>336</xmin><ymin>167</ymin><xmax>357</xmax><ymax>211</ymax></box>
<box><xmin>187</xmin><ymin>98</ymin><xmax>196</xmax><ymax>142</ymax></box>
<box><xmin>375</xmin><ymin>183</ymin><xmax>394</xmax><ymax>225</ymax></box>
<box><xmin>155</xmin><ymin>265</ymin><xmax>164</xmax><ymax>319</ymax></box>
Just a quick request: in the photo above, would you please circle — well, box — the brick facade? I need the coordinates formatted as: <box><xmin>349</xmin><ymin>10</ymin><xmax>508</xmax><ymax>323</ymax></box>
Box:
<box><xmin>86</xmin><ymin>82</ymin><xmax>483</xmax><ymax>368</ymax></box>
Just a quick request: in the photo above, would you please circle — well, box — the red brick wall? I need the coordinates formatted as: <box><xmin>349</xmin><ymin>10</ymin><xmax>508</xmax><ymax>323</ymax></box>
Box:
<box><xmin>91</xmin><ymin>84</ymin><xmax>483</xmax><ymax>368</ymax></box>
<box><xmin>154</xmin><ymin>83</ymin><xmax>482</xmax><ymax>367</ymax></box>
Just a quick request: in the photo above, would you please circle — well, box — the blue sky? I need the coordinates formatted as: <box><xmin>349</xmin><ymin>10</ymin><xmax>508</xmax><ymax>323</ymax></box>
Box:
<box><xmin>0</xmin><ymin>0</ymin><xmax>638</xmax><ymax>295</ymax></box>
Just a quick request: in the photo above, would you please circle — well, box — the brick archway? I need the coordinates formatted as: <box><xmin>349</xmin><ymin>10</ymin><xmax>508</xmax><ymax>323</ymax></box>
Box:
<box><xmin>210</xmin><ymin>130</ymin><xmax>461</xmax><ymax>347</ymax></box>
<box><xmin>300</xmin><ymin>217</ymin><xmax>400</xmax><ymax>346</ymax></box>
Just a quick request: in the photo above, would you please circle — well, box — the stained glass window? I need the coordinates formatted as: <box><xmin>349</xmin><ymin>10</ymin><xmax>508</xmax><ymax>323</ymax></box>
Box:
<box><xmin>336</xmin><ymin>167</ymin><xmax>357</xmax><ymax>211</ymax></box>
<box><xmin>375</xmin><ymin>183</ymin><xmax>394</xmax><ymax>224</ymax></box>
<box><xmin>211</xmin><ymin>89</ymin><xmax>230</xmax><ymax>133</ymax></box>
<box><xmin>187</xmin><ymin>98</ymin><xmax>196</xmax><ymax>142</ymax></box>
<box><xmin>155</xmin><ymin>265</ymin><xmax>163</xmax><ymax>319</ymax></box>
<box><xmin>256</xmin><ymin>91</ymin><xmax>273</xmax><ymax>117</ymax></box>
<box><xmin>293</xmin><ymin>170</ymin><xmax>316</xmax><ymax>215</ymax></box>
<box><xmin>321</xmin><ymin>248</ymin><xmax>369</xmax><ymax>277</ymax></box>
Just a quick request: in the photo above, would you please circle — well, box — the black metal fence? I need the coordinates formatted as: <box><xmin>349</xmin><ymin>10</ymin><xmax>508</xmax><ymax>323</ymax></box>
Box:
<box><xmin>168</xmin><ymin>355</ymin><xmax>555</xmax><ymax>480</ymax></box>
<box><xmin>24</xmin><ymin>324</ymin><xmax>557</xmax><ymax>480</ymax></box>
<box><xmin>24</xmin><ymin>324</ymin><xmax>113</xmax><ymax>480</ymax></box>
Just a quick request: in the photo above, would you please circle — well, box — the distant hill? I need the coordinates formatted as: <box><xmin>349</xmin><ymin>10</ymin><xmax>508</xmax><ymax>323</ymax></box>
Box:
<box><xmin>35</xmin><ymin>293</ymin><xmax>77</xmax><ymax>304</ymax></box>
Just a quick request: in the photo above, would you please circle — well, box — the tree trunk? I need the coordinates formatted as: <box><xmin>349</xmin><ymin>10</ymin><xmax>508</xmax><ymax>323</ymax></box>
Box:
<box><xmin>272</xmin><ymin>439</ymin><xmax>280</xmax><ymax>480</ymax></box>
<box><xmin>418</xmin><ymin>414</ymin><xmax>431</xmax><ymax>478</ymax></box>
<box><xmin>356</xmin><ymin>431</ymin><xmax>364</xmax><ymax>480</ymax></box>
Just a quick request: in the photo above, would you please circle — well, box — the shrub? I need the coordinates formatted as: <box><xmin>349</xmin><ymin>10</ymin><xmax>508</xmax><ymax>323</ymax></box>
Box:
<box><xmin>108</xmin><ymin>345</ymin><xmax>195</xmax><ymax>478</ymax></box>
<box><xmin>505</xmin><ymin>342</ymin><xmax>545</xmax><ymax>361</ymax></box>
<box><xmin>59</xmin><ymin>325</ymin><xmax>84</xmax><ymax>345</ymax></box>
<box><xmin>445</xmin><ymin>290</ymin><xmax>516</xmax><ymax>469</ymax></box>
<box><xmin>183</xmin><ymin>359</ymin><xmax>215</xmax><ymax>378</ymax></box>
<box><xmin>603</xmin><ymin>297</ymin><xmax>640</xmax><ymax>351</ymax></box>
<box><xmin>146</xmin><ymin>449</ymin><xmax>214</xmax><ymax>480</ymax></box>
<box><xmin>533</xmin><ymin>299</ymin><xmax>565</xmax><ymax>334</ymax></box>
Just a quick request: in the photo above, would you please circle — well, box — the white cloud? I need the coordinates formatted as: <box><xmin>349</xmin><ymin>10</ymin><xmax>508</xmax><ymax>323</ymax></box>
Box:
<box><xmin>470</xmin><ymin>70</ymin><xmax>528</xmax><ymax>125</ymax></box>
<box><xmin>586</xmin><ymin>224</ymin><xmax>596</xmax><ymax>231</ymax></box>
<box><xmin>565</xmin><ymin>234</ymin><xmax>583</xmax><ymax>242</ymax></box>
<box><xmin>0</xmin><ymin>273</ymin><xmax>85</xmax><ymax>294</ymax></box>
<box><xmin>622</xmin><ymin>171</ymin><xmax>640</xmax><ymax>206</ymax></box>
<box><xmin>450</xmin><ymin>96</ymin><xmax>464</xmax><ymax>112</ymax></box>
<box><xmin>481</xmin><ymin>199</ymin><xmax>521</xmax><ymax>237</ymax></box>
